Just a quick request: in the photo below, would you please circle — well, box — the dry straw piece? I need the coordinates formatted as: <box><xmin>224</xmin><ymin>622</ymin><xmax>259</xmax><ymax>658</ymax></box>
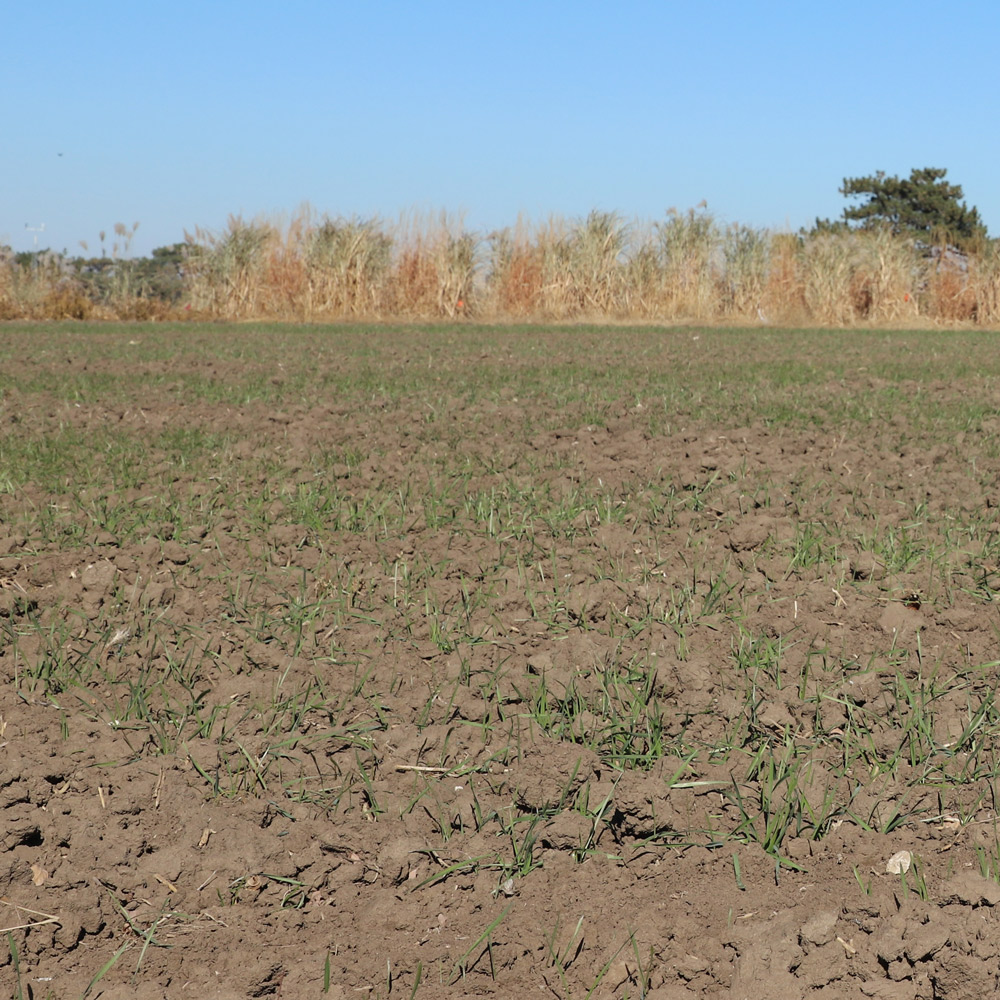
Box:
<box><xmin>0</xmin><ymin>898</ymin><xmax>61</xmax><ymax>933</ymax></box>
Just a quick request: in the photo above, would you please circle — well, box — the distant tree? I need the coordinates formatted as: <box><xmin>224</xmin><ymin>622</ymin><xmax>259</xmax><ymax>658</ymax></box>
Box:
<box><xmin>808</xmin><ymin>217</ymin><xmax>849</xmax><ymax>237</ymax></box>
<box><xmin>135</xmin><ymin>243</ymin><xmax>188</xmax><ymax>303</ymax></box>
<box><xmin>815</xmin><ymin>167</ymin><xmax>986</xmax><ymax>247</ymax></box>
<box><xmin>14</xmin><ymin>248</ymin><xmax>54</xmax><ymax>269</ymax></box>
<box><xmin>70</xmin><ymin>242</ymin><xmax>189</xmax><ymax>305</ymax></box>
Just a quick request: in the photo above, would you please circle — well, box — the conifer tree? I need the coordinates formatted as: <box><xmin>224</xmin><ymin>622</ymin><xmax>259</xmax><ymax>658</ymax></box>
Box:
<box><xmin>832</xmin><ymin>167</ymin><xmax>986</xmax><ymax>246</ymax></box>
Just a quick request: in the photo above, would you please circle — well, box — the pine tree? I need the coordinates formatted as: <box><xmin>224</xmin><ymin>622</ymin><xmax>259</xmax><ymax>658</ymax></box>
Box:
<box><xmin>836</xmin><ymin>167</ymin><xmax>986</xmax><ymax>245</ymax></box>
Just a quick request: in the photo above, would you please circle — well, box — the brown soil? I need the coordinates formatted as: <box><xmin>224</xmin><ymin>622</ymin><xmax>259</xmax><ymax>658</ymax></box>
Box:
<box><xmin>2</xmin><ymin>325</ymin><xmax>1000</xmax><ymax>999</ymax></box>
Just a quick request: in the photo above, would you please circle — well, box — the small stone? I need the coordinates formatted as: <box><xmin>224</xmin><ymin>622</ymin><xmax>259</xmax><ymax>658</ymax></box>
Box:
<box><xmin>885</xmin><ymin>850</ymin><xmax>912</xmax><ymax>875</ymax></box>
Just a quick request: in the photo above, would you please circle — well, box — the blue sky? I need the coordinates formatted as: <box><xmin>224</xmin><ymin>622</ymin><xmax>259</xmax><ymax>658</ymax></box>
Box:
<box><xmin>5</xmin><ymin>1</ymin><xmax>998</xmax><ymax>257</ymax></box>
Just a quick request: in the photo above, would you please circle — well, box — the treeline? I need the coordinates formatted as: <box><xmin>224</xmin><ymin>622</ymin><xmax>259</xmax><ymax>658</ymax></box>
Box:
<box><xmin>3</xmin><ymin>207</ymin><xmax>1000</xmax><ymax>325</ymax></box>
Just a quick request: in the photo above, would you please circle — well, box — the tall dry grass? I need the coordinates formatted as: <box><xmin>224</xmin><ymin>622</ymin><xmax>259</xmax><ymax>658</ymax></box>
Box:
<box><xmin>967</xmin><ymin>243</ymin><xmax>1000</xmax><ymax>324</ymax></box>
<box><xmin>652</xmin><ymin>206</ymin><xmax>720</xmax><ymax>320</ymax></box>
<box><xmin>0</xmin><ymin>247</ymin><xmax>92</xmax><ymax>320</ymax></box>
<box><xmin>722</xmin><ymin>224</ymin><xmax>771</xmax><ymax>319</ymax></box>
<box><xmin>185</xmin><ymin>216</ymin><xmax>277</xmax><ymax>319</ymax></box>
<box><xmin>391</xmin><ymin>213</ymin><xmax>479</xmax><ymax>319</ymax></box>
<box><xmin>6</xmin><ymin>207</ymin><xmax>1000</xmax><ymax>325</ymax></box>
<box><xmin>302</xmin><ymin>216</ymin><xmax>393</xmax><ymax>319</ymax></box>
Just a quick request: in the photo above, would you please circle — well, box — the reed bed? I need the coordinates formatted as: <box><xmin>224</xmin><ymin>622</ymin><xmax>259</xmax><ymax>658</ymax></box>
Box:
<box><xmin>1</xmin><ymin>206</ymin><xmax>994</xmax><ymax>324</ymax></box>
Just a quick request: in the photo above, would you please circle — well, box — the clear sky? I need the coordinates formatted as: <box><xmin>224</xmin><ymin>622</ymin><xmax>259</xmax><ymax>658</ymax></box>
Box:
<box><xmin>5</xmin><ymin>1</ymin><xmax>998</xmax><ymax>257</ymax></box>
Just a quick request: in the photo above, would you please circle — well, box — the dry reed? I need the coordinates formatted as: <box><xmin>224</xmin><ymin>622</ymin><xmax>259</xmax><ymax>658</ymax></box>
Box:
<box><xmin>4</xmin><ymin>208</ymin><xmax>999</xmax><ymax>325</ymax></box>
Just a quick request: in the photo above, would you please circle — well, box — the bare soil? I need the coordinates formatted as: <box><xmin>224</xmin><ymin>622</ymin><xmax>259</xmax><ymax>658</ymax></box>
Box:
<box><xmin>2</xmin><ymin>325</ymin><xmax>1000</xmax><ymax>999</ymax></box>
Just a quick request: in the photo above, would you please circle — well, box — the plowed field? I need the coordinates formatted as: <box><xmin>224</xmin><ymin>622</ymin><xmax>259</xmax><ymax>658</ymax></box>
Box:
<box><xmin>3</xmin><ymin>324</ymin><xmax>1000</xmax><ymax>999</ymax></box>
